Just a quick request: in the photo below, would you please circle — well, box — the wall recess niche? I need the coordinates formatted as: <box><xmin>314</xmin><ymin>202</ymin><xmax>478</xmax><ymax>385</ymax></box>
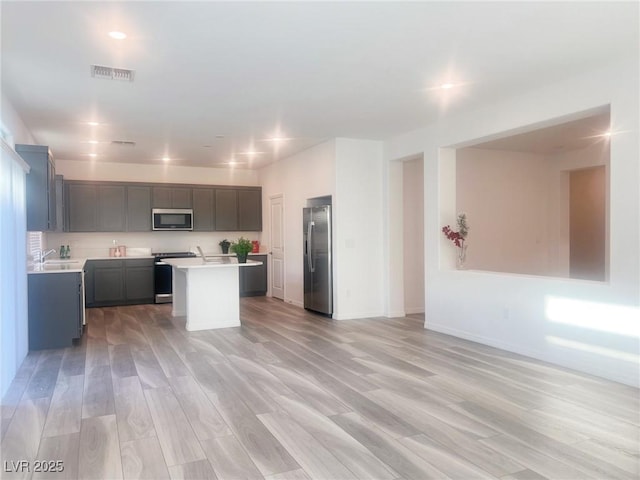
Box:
<box><xmin>453</xmin><ymin>108</ymin><xmax>610</xmax><ymax>281</ymax></box>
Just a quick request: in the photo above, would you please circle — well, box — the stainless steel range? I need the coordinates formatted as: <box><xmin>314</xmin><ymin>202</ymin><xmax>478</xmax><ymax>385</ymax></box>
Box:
<box><xmin>153</xmin><ymin>251</ymin><xmax>196</xmax><ymax>303</ymax></box>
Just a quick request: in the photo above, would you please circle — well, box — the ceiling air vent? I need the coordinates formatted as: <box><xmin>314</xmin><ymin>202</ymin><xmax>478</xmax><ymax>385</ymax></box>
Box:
<box><xmin>91</xmin><ymin>65</ymin><xmax>135</xmax><ymax>82</ymax></box>
<box><xmin>111</xmin><ymin>140</ymin><xmax>136</xmax><ymax>147</ymax></box>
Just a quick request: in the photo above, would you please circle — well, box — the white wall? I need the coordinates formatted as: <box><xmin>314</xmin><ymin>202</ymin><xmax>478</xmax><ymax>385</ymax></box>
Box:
<box><xmin>403</xmin><ymin>157</ymin><xmax>425</xmax><ymax>314</ymax></box>
<box><xmin>1</xmin><ymin>92</ymin><xmax>36</xmax><ymax>145</ymax></box>
<box><xmin>258</xmin><ymin>138</ymin><xmax>385</xmax><ymax>321</ymax></box>
<box><xmin>258</xmin><ymin>140</ymin><xmax>336</xmax><ymax>307</ymax></box>
<box><xmin>333</xmin><ymin>138</ymin><xmax>385</xmax><ymax>320</ymax></box>
<box><xmin>44</xmin><ymin>231</ymin><xmax>256</xmax><ymax>259</ymax></box>
<box><xmin>385</xmin><ymin>57</ymin><xmax>640</xmax><ymax>387</ymax></box>
<box><xmin>456</xmin><ymin>148</ymin><xmax>553</xmax><ymax>275</ymax></box>
<box><xmin>55</xmin><ymin>159</ymin><xmax>259</xmax><ymax>186</ymax></box>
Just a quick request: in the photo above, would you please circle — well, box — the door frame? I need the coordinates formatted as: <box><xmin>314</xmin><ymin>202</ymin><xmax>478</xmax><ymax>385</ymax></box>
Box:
<box><xmin>269</xmin><ymin>193</ymin><xmax>285</xmax><ymax>300</ymax></box>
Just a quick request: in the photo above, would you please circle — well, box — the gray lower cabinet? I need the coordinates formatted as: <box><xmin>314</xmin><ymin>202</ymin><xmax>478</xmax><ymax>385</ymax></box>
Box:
<box><xmin>93</xmin><ymin>260</ymin><xmax>125</xmax><ymax>304</ymax></box>
<box><xmin>124</xmin><ymin>259</ymin><xmax>155</xmax><ymax>302</ymax></box>
<box><xmin>17</xmin><ymin>144</ymin><xmax>57</xmax><ymax>231</ymax></box>
<box><xmin>240</xmin><ymin>255</ymin><xmax>267</xmax><ymax>297</ymax></box>
<box><xmin>85</xmin><ymin>258</ymin><xmax>154</xmax><ymax>307</ymax></box>
<box><xmin>28</xmin><ymin>272</ymin><xmax>83</xmax><ymax>350</ymax></box>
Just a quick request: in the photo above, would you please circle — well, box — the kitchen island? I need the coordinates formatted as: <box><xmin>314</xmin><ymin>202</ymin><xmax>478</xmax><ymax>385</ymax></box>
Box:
<box><xmin>164</xmin><ymin>256</ymin><xmax>262</xmax><ymax>331</ymax></box>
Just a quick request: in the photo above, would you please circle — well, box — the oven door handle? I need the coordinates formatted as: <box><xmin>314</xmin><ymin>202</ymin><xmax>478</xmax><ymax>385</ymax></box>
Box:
<box><xmin>155</xmin><ymin>261</ymin><xmax>170</xmax><ymax>266</ymax></box>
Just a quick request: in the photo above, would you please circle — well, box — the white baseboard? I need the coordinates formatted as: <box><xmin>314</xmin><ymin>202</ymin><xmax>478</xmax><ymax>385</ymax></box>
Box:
<box><xmin>333</xmin><ymin>310</ymin><xmax>385</xmax><ymax>321</ymax></box>
<box><xmin>425</xmin><ymin>322</ymin><xmax>639</xmax><ymax>388</ymax></box>
<box><xmin>404</xmin><ymin>307</ymin><xmax>425</xmax><ymax>315</ymax></box>
<box><xmin>186</xmin><ymin>319</ymin><xmax>240</xmax><ymax>331</ymax></box>
<box><xmin>285</xmin><ymin>298</ymin><xmax>304</xmax><ymax>308</ymax></box>
<box><xmin>386</xmin><ymin>310</ymin><xmax>406</xmax><ymax>318</ymax></box>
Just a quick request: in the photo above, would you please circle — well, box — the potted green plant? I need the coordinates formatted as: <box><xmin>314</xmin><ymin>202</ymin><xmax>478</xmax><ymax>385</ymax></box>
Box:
<box><xmin>230</xmin><ymin>237</ymin><xmax>253</xmax><ymax>263</ymax></box>
<box><xmin>219</xmin><ymin>239</ymin><xmax>231</xmax><ymax>254</ymax></box>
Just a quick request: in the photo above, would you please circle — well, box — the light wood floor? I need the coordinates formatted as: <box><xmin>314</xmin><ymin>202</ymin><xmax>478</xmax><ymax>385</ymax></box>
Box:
<box><xmin>1</xmin><ymin>297</ymin><xmax>638</xmax><ymax>480</ymax></box>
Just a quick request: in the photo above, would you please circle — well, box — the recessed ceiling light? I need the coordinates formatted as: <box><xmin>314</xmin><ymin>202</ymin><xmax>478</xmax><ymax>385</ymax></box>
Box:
<box><xmin>86</xmin><ymin>140</ymin><xmax>99</xmax><ymax>144</ymax></box>
<box><xmin>237</xmin><ymin>150</ymin><xmax>264</xmax><ymax>156</ymax></box>
<box><xmin>87</xmin><ymin>153</ymin><xmax>97</xmax><ymax>158</ymax></box>
<box><xmin>440</xmin><ymin>83</ymin><xmax>455</xmax><ymax>89</ymax></box>
<box><xmin>162</xmin><ymin>157</ymin><xmax>170</xmax><ymax>162</ymax></box>
<box><xmin>602</xmin><ymin>131</ymin><xmax>612</xmax><ymax>138</ymax></box>
<box><xmin>86</xmin><ymin>121</ymin><xmax>100</xmax><ymax>126</ymax></box>
<box><xmin>263</xmin><ymin>136</ymin><xmax>290</xmax><ymax>143</ymax></box>
<box><xmin>108</xmin><ymin>31</ymin><xmax>127</xmax><ymax>40</ymax></box>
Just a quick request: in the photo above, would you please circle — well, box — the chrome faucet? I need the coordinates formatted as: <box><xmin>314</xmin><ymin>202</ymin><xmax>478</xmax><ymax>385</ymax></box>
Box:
<box><xmin>38</xmin><ymin>249</ymin><xmax>56</xmax><ymax>263</ymax></box>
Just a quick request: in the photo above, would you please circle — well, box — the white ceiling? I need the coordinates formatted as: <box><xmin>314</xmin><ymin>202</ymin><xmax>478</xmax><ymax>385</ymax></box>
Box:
<box><xmin>470</xmin><ymin>111</ymin><xmax>611</xmax><ymax>155</ymax></box>
<box><xmin>1</xmin><ymin>1</ymin><xmax>637</xmax><ymax>169</ymax></box>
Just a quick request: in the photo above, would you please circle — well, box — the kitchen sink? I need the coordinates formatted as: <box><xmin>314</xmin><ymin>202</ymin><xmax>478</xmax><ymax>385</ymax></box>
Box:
<box><xmin>45</xmin><ymin>259</ymin><xmax>80</xmax><ymax>264</ymax></box>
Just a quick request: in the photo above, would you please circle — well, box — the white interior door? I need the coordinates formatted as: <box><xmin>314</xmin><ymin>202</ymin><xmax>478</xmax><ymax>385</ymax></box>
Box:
<box><xmin>270</xmin><ymin>194</ymin><xmax>285</xmax><ymax>299</ymax></box>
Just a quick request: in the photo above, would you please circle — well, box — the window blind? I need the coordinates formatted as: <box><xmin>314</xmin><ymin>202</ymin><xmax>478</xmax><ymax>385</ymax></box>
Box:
<box><xmin>27</xmin><ymin>231</ymin><xmax>43</xmax><ymax>260</ymax></box>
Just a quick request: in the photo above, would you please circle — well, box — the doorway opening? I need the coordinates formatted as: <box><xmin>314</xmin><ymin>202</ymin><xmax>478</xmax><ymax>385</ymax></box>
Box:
<box><xmin>570</xmin><ymin>166</ymin><xmax>606</xmax><ymax>281</ymax></box>
<box><xmin>402</xmin><ymin>156</ymin><xmax>425</xmax><ymax>314</ymax></box>
<box><xmin>269</xmin><ymin>194</ymin><xmax>285</xmax><ymax>300</ymax></box>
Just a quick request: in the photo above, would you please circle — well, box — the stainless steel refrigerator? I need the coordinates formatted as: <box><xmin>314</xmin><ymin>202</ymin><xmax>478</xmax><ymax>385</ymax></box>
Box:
<box><xmin>303</xmin><ymin>205</ymin><xmax>333</xmax><ymax>315</ymax></box>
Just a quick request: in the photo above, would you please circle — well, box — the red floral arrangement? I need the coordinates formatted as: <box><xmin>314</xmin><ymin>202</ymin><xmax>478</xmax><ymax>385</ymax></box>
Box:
<box><xmin>442</xmin><ymin>213</ymin><xmax>469</xmax><ymax>248</ymax></box>
<box><xmin>442</xmin><ymin>225</ymin><xmax>464</xmax><ymax>247</ymax></box>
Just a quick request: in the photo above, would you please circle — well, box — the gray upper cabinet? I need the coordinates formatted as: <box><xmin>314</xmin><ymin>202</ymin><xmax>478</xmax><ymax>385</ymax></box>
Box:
<box><xmin>238</xmin><ymin>189</ymin><xmax>262</xmax><ymax>231</ymax></box>
<box><xmin>16</xmin><ymin>144</ymin><xmax>57</xmax><ymax>231</ymax></box>
<box><xmin>172</xmin><ymin>187</ymin><xmax>192</xmax><ymax>208</ymax></box>
<box><xmin>98</xmin><ymin>185</ymin><xmax>126</xmax><ymax>231</ymax></box>
<box><xmin>66</xmin><ymin>182</ymin><xmax>126</xmax><ymax>232</ymax></box>
<box><xmin>193</xmin><ymin>188</ymin><xmax>215</xmax><ymax>231</ymax></box>
<box><xmin>153</xmin><ymin>186</ymin><xmax>192</xmax><ymax>208</ymax></box>
<box><xmin>65</xmin><ymin>181</ymin><xmax>261</xmax><ymax>232</ymax></box>
<box><xmin>67</xmin><ymin>183</ymin><xmax>98</xmax><ymax>231</ymax></box>
<box><xmin>127</xmin><ymin>186</ymin><xmax>152</xmax><ymax>231</ymax></box>
<box><xmin>215</xmin><ymin>189</ymin><xmax>238</xmax><ymax>231</ymax></box>
<box><xmin>215</xmin><ymin>187</ymin><xmax>262</xmax><ymax>231</ymax></box>
<box><xmin>55</xmin><ymin>174</ymin><xmax>65</xmax><ymax>232</ymax></box>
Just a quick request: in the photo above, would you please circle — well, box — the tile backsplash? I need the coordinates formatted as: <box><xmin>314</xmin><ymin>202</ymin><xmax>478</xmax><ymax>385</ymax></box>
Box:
<box><xmin>45</xmin><ymin>231</ymin><xmax>264</xmax><ymax>258</ymax></box>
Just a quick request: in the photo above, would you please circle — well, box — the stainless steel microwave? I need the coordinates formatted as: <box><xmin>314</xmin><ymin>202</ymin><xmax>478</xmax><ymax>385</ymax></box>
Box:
<box><xmin>152</xmin><ymin>208</ymin><xmax>193</xmax><ymax>231</ymax></box>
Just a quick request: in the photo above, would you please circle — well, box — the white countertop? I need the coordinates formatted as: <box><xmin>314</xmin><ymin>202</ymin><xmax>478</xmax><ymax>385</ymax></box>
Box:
<box><xmin>27</xmin><ymin>255</ymin><xmax>153</xmax><ymax>274</ymax></box>
<box><xmin>26</xmin><ymin>252</ymin><xmax>263</xmax><ymax>274</ymax></box>
<box><xmin>200</xmin><ymin>252</ymin><xmax>266</xmax><ymax>257</ymax></box>
<box><xmin>28</xmin><ymin>259</ymin><xmax>87</xmax><ymax>274</ymax></box>
<box><xmin>164</xmin><ymin>257</ymin><xmax>262</xmax><ymax>269</ymax></box>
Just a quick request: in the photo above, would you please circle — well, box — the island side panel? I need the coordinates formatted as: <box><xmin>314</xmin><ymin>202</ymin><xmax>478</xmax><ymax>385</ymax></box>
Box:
<box><xmin>172</xmin><ymin>266</ymin><xmax>187</xmax><ymax>317</ymax></box>
<box><xmin>185</xmin><ymin>267</ymin><xmax>241</xmax><ymax>331</ymax></box>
